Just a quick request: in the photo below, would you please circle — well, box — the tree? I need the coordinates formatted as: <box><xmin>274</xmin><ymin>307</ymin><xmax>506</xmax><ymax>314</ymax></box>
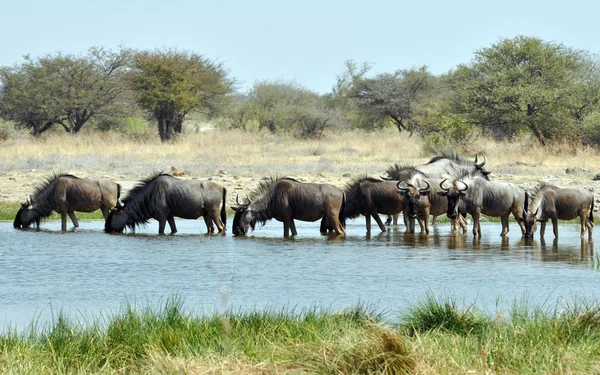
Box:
<box><xmin>348</xmin><ymin>66</ymin><xmax>436</xmax><ymax>133</ymax></box>
<box><xmin>449</xmin><ymin>36</ymin><xmax>589</xmax><ymax>145</ymax></box>
<box><xmin>128</xmin><ymin>49</ymin><xmax>233</xmax><ymax>141</ymax></box>
<box><xmin>0</xmin><ymin>47</ymin><xmax>130</xmax><ymax>136</ymax></box>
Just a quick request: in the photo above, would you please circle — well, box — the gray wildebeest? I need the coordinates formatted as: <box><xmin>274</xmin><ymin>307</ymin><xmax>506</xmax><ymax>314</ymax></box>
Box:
<box><xmin>441</xmin><ymin>174</ymin><xmax>526</xmax><ymax>238</ymax></box>
<box><xmin>231</xmin><ymin>177</ymin><xmax>345</xmax><ymax>237</ymax></box>
<box><xmin>104</xmin><ymin>173</ymin><xmax>226</xmax><ymax>235</ymax></box>
<box><xmin>523</xmin><ymin>181</ymin><xmax>594</xmax><ymax>239</ymax></box>
<box><xmin>344</xmin><ymin>176</ymin><xmax>410</xmax><ymax>233</ymax></box>
<box><xmin>397</xmin><ymin>176</ymin><xmax>468</xmax><ymax>234</ymax></box>
<box><xmin>13</xmin><ymin>174</ymin><xmax>121</xmax><ymax>231</ymax></box>
<box><xmin>381</xmin><ymin>152</ymin><xmax>490</xmax><ymax>225</ymax></box>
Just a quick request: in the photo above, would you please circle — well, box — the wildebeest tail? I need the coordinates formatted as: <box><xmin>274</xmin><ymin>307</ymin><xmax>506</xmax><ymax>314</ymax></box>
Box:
<box><xmin>589</xmin><ymin>198</ymin><xmax>594</xmax><ymax>226</ymax></box>
<box><xmin>221</xmin><ymin>187</ymin><xmax>227</xmax><ymax>229</ymax></box>
<box><xmin>339</xmin><ymin>192</ymin><xmax>347</xmax><ymax>228</ymax></box>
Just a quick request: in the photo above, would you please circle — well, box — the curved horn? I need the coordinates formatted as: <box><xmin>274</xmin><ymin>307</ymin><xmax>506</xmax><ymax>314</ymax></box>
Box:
<box><xmin>380</xmin><ymin>172</ymin><xmax>391</xmax><ymax>181</ymax></box>
<box><xmin>236</xmin><ymin>193</ymin><xmax>241</xmax><ymax>205</ymax></box>
<box><xmin>244</xmin><ymin>194</ymin><xmax>252</xmax><ymax>205</ymax></box>
<box><xmin>419</xmin><ymin>180</ymin><xmax>430</xmax><ymax>192</ymax></box>
<box><xmin>474</xmin><ymin>154</ymin><xmax>487</xmax><ymax>169</ymax></box>
<box><xmin>396</xmin><ymin>181</ymin><xmax>410</xmax><ymax>191</ymax></box>
<box><xmin>458</xmin><ymin>180</ymin><xmax>468</xmax><ymax>192</ymax></box>
<box><xmin>439</xmin><ymin>179</ymin><xmax>449</xmax><ymax>191</ymax></box>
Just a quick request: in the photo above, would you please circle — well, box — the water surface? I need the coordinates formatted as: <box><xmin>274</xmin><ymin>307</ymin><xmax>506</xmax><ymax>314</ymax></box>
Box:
<box><xmin>1</xmin><ymin>218</ymin><xmax>597</xmax><ymax>331</ymax></box>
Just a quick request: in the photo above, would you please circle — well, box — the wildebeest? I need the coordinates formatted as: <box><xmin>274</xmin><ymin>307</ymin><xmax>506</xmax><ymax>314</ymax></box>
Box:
<box><xmin>440</xmin><ymin>174</ymin><xmax>526</xmax><ymax>238</ymax></box>
<box><xmin>344</xmin><ymin>176</ymin><xmax>409</xmax><ymax>233</ymax></box>
<box><xmin>104</xmin><ymin>173</ymin><xmax>226</xmax><ymax>235</ymax></box>
<box><xmin>231</xmin><ymin>177</ymin><xmax>345</xmax><ymax>237</ymax></box>
<box><xmin>397</xmin><ymin>177</ymin><xmax>468</xmax><ymax>234</ymax></box>
<box><xmin>381</xmin><ymin>152</ymin><xmax>489</xmax><ymax>226</ymax></box>
<box><xmin>523</xmin><ymin>181</ymin><xmax>594</xmax><ymax>239</ymax></box>
<box><xmin>13</xmin><ymin>174</ymin><xmax>121</xmax><ymax>231</ymax></box>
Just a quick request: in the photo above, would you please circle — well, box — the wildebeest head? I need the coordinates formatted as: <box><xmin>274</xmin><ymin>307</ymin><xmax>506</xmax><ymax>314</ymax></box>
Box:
<box><xmin>396</xmin><ymin>180</ymin><xmax>430</xmax><ymax>218</ymax></box>
<box><xmin>13</xmin><ymin>198</ymin><xmax>40</xmax><ymax>229</ymax></box>
<box><xmin>231</xmin><ymin>195</ymin><xmax>255</xmax><ymax>236</ymax></box>
<box><xmin>104</xmin><ymin>206</ymin><xmax>129</xmax><ymax>233</ymax></box>
<box><xmin>437</xmin><ymin>179</ymin><xmax>468</xmax><ymax>219</ymax></box>
<box><xmin>522</xmin><ymin>192</ymin><xmax>539</xmax><ymax>238</ymax></box>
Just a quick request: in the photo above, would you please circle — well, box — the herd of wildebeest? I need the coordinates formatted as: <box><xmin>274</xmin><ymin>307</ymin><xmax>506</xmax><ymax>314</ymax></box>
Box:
<box><xmin>11</xmin><ymin>152</ymin><xmax>595</xmax><ymax>240</ymax></box>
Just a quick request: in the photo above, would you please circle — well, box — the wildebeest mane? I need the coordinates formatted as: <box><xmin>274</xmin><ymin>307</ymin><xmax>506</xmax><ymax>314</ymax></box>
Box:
<box><xmin>427</xmin><ymin>151</ymin><xmax>471</xmax><ymax>166</ymax></box>
<box><xmin>30</xmin><ymin>173</ymin><xmax>80</xmax><ymax>219</ymax></box>
<box><xmin>120</xmin><ymin>171</ymin><xmax>171</xmax><ymax>230</ymax></box>
<box><xmin>527</xmin><ymin>181</ymin><xmax>558</xmax><ymax>213</ymax></box>
<box><xmin>384</xmin><ymin>164</ymin><xmax>427</xmax><ymax>181</ymax></box>
<box><xmin>244</xmin><ymin>176</ymin><xmax>301</xmax><ymax>228</ymax></box>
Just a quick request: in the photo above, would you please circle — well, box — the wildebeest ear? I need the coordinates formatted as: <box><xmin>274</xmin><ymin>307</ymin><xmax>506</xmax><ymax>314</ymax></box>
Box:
<box><xmin>437</xmin><ymin>191</ymin><xmax>447</xmax><ymax>197</ymax></box>
<box><xmin>21</xmin><ymin>202</ymin><xmax>28</xmax><ymax>208</ymax></box>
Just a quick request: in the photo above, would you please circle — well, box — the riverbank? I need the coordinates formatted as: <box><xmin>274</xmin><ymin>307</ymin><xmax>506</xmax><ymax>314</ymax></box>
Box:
<box><xmin>1</xmin><ymin>129</ymin><xmax>599</xmax><ymax>217</ymax></box>
<box><xmin>2</xmin><ymin>295</ymin><xmax>600</xmax><ymax>374</ymax></box>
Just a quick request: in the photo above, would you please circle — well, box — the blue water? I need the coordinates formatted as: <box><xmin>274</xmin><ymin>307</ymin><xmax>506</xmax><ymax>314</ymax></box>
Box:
<box><xmin>0</xmin><ymin>218</ymin><xmax>597</xmax><ymax>331</ymax></box>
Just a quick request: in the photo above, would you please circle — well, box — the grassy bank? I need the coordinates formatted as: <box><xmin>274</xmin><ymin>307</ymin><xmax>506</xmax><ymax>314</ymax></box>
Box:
<box><xmin>2</xmin><ymin>296</ymin><xmax>600</xmax><ymax>374</ymax></box>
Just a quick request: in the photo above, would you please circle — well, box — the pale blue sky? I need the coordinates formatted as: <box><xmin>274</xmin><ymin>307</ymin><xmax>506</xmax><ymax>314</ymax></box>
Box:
<box><xmin>1</xmin><ymin>0</ymin><xmax>598</xmax><ymax>93</ymax></box>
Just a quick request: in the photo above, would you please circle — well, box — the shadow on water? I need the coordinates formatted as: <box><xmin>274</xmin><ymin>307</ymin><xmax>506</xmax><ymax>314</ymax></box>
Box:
<box><xmin>1</xmin><ymin>218</ymin><xmax>599</xmax><ymax>332</ymax></box>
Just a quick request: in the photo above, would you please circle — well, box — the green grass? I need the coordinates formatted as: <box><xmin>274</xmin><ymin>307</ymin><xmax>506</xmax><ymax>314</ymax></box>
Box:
<box><xmin>3</xmin><ymin>296</ymin><xmax>600</xmax><ymax>374</ymax></box>
<box><xmin>0</xmin><ymin>201</ymin><xmax>107</xmax><ymax>222</ymax></box>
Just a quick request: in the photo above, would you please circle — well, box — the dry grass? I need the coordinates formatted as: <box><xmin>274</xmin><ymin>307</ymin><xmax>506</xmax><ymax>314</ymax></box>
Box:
<box><xmin>0</xmin><ymin>128</ymin><xmax>599</xmax><ymax>205</ymax></box>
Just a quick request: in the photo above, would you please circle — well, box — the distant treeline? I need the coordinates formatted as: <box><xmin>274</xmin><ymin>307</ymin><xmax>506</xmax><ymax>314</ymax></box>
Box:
<box><xmin>1</xmin><ymin>35</ymin><xmax>599</xmax><ymax>146</ymax></box>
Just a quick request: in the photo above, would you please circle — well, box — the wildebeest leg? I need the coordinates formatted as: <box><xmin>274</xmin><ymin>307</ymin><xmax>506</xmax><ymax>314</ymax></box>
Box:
<box><xmin>203</xmin><ymin>216</ymin><xmax>214</xmax><ymax>234</ymax></box>
<box><xmin>580</xmin><ymin>210</ymin><xmax>588</xmax><ymax>238</ymax></box>
<box><xmin>540</xmin><ymin>221</ymin><xmax>546</xmax><ymax>238</ymax></box>
<box><xmin>101</xmin><ymin>207</ymin><xmax>109</xmax><ymax>219</ymax></box>
<box><xmin>290</xmin><ymin>219</ymin><xmax>298</xmax><ymax>236</ymax></box>
<box><xmin>393</xmin><ymin>213</ymin><xmax>399</xmax><ymax>226</ymax></box>
<box><xmin>167</xmin><ymin>216</ymin><xmax>177</xmax><ymax>234</ymax></box>
<box><xmin>552</xmin><ymin>217</ymin><xmax>559</xmax><ymax>238</ymax></box>
<box><xmin>385</xmin><ymin>215</ymin><xmax>392</xmax><ymax>226</ymax></box>
<box><xmin>365</xmin><ymin>214</ymin><xmax>372</xmax><ymax>233</ymax></box>
<box><xmin>158</xmin><ymin>218</ymin><xmax>167</xmax><ymax>235</ymax></box>
<box><xmin>372</xmin><ymin>212</ymin><xmax>386</xmax><ymax>232</ymax></box>
<box><xmin>326</xmin><ymin>213</ymin><xmax>344</xmax><ymax>235</ymax></box>
<box><xmin>60</xmin><ymin>213</ymin><xmax>68</xmax><ymax>231</ymax></box>
<box><xmin>67</xmin><ymin>211</ymin><xmax>79</xmax><ymax>228</ymax></box>
<box><xmin>472</xmin><ymin>210</ymin><xmax>481</xmax><ymax>238</ymax></box>
<box><xmin>500</xmin><ymin>214</ymin><xmax>509</xmax><ymax>236</ymax></box>
<box><xmin>320</xmin><ymin>217</ymin><xmax>328</xmax><ymax>233</ymax></box>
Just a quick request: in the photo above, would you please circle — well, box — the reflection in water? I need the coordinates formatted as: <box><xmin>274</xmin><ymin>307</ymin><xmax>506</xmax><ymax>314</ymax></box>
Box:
<box><xmin>1</xmin><ymin>219</ymin><xmax>600</xmax><ymax>332</ymax></box>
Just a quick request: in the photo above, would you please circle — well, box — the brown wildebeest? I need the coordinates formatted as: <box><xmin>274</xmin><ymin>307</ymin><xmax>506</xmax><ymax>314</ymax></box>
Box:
<box><xmin>523</xmin><ymin>181</ymin><xmax>594</xmax><ymax>239</ymax></box>
<box><xmin>344</xmin><ymin>177</ymin><xmax>410</xmax><ymax>233</ymax></box>
<box><xmin>441</xmin><ymin>174</ymin><xmax>526</xmax><ymax>238</ymax></box>
<box><xmin>397</xmin><ymin>177</ymin><xmax>468</xmax><ymax>234</ymax></box>
<box><xmin>231</xmin><ymin>177</ymin><xmax>345</xmax><ymax>237</ymax></box>
<box><xmin>104</xmin><ymin>173</ymin><xmax>226</xmax><ymax>235</ymax></box>
<box><xmin>13</xmin><ymin>174</ymin><xmax>121</xmax><ymax>231</ymax></box>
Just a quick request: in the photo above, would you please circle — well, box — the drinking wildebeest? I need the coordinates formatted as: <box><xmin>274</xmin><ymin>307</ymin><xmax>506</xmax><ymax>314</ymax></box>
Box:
<box><xmin>13</xmin><ymin>174</ymin><xmax>121</xmax><ymax>231</ymax></box>
<box><xmin>523</xmin><ymin>181</ymin><xmax>594</xmax><ymax>239</ymax></box>
<box><xmin>104</xmin><ymin>173</ymin><xmax>226</xmax><ymax>235</ymax></box>
<box><xmin>381</xmin><ymin>152</ymin><xmax>490</xmax><ymax>225</ymax></box>
<box><xmin>231</xmin><ymin>177</ymin><xmax>345</xmax><ymax>237</ymax></box>
<box><xmin>440</xmin><ymin>174</ymin><xmax>526</xmax><ymax>238</ymax></box>
<box><xmin>344</xmin><ymin>177</ymin><xmax>410</xmax><ymax>233</ymax></box>
<box><xmin>397</xmin><ymin>177</ymin><xmax>468</xmax><ymax>234</ymax></box>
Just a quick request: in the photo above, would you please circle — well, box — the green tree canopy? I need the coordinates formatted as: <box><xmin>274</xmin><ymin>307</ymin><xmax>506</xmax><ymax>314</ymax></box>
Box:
<box><xmin>0</xmin><ymin>47</ymin><xmax>130</xmax><ymax>136</ymax></box>
<box><xmin>127</xmin><ymin>49</ymin><xmax>233</xmax><ymax>141</ymax></box>
<box><xmin>449</xmin><ymin>36</ymin><xmax>591</xmax><ymax>144</ymax></box>
<box><xmin>348</xmin><ymin>66</ymin><xmax>436</xmax><ymax>133</ymax></box>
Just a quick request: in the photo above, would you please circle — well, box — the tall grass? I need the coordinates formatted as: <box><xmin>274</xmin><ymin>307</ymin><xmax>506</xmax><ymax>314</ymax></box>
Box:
<box><xmin>3</xmin><ymin>295</ymin><xmax>600</xmax><ymax>373</ymax></box>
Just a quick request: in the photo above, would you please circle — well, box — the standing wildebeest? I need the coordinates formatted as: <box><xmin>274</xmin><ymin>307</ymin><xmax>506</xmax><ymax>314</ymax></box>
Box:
<box><xmin>381</xmin><ymin>152</ymin><xmax>489</xmax><ymax>225</ymax></box>
<box><xmin>523</xmin><ymin>181</ymin><xmax>594</xmax><ymax>239</ymax></box>
<box><xmin>231</xmin><ymin>177</ymin><xmax>345</xmax><ymax>237</ymax></box>
<box><xmin>13</xmin><ymin>174</ymin><xmax>121</xmax><ymax>231</ymax></box>
<box><xmin>397</xmin><ymin>176</ymin><xmax>468</xmax><ymax>234</ymax></box>
<box><xmin>440</xmin><ymin>174</ymin><xmax>526</xmax><ymax>238</ymax></box>
<box><xmin>104</xmin><ymin>173</ymin><xmax>226</xmax><ymax>235</ymax></box>
<box><xmin>344</xmin><ymin>176</ymin><xmax>410</xmax><ymax>233</ymax></box>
